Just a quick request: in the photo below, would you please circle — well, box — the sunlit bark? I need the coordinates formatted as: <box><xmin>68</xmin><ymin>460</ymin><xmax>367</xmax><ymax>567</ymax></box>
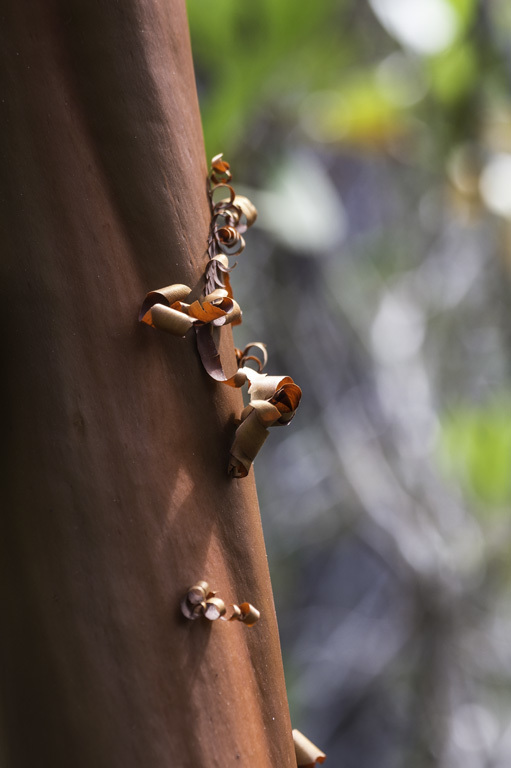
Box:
<box><xmin>0</xmin><ymin>2</ymin><xmax>295</xmax><ymax>765</ymax></box>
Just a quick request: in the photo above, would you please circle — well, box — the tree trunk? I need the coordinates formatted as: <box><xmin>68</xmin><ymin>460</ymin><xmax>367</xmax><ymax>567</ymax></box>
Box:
<box><xmin>0</xmin><ymin>2</ymin><xmax>295</xmax><ymax>766</ymax></box>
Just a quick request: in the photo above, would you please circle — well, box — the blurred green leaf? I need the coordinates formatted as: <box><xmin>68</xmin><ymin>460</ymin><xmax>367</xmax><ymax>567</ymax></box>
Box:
<box><xmin>316</xmin><ymin>73</ymin><xmax>410</xmax><ymax>146</ymax></box>
<box><xmin>428</xmin><ymin>42</ymin><xmax>478</xmax><ymax>104</ymax></box>
<box><xmin>439</xmin><ymin>397</ymin><xmax>511</xmax><ymax>509</ymax></box>
<box><xmin>187</xmin><ymin>0</ymin><xmax>359</xmax><ymax>154</ymax></box>
<box><xmin>445</xmin><ymin>0</ymin><xmax>477</xmax><ymax>31</ymax></box>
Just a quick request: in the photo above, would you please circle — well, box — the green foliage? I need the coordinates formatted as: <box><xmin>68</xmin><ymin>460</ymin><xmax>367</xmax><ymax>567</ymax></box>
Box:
<box><xmin>428</xmin><ymin>42</ymin><xmax>478</xmax><ymax>104</ymax></box>
<box><xmin>187</xmin><ymin>0</ymin><xmax>501</xmax><ymax>161</ymax></box>
<box><xmin>304</xmin><ymin>72</ymin><xmax>408</xmax><ymax>147</ymax></box>
<box><xmin>439</xmin><ymin>397</ymin><xmax>511</xmax><ymax>509</ymax></box>
<box><xmin>445</xmin><ymin>0</ymin><xmax>478</xmax><ymax>32</ymax></box>
<box><xmin>187</xmin><ymin>0</ymin><xmax>356</xmax><ymax>155</ymax></box>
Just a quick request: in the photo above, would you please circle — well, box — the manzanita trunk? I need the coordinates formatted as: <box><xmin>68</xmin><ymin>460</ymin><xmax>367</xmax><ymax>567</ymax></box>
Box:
<box><xmin>0</xmin><ymin>2</ymin><xmax>296</xmax><ymax>766</ymax></box>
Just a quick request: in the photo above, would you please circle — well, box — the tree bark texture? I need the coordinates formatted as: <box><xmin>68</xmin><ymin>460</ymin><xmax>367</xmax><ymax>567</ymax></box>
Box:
<box><xmin>0</xmin><ymin>2</ymin><xmax>295</xmax><ymax>766</ymax></box>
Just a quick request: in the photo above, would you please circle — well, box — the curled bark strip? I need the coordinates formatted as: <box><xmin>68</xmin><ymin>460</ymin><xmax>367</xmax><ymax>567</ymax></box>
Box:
<box><xmin>204</xmin><ymin>597</ymin><xmax>227</xmax><ymax>621</ymax></box>
<box><xmin>204</xmin><ymin>254</ymin><xmax>237</xmax><ymax>296</ymax></box>
<box><xmin>187</xmin><ymin>581</ymin><xmax>210</xmax><ymax>604</ymax></box>
<box><xmin>139</xmin><ymin>283</ymin><xmax>192</xmax><ymax>321</ymax></box>
<box><xmin>180</xmin><ymin>598</ymin><xmax>205</xmax><ymax>620</ymax></box>
<box><xmin>206</xmin><ymin>254</ymin><xmax>233</xmax><ymax>274</ymax></box>
<box><xmin>211</xmin><ymin>183</ymin><xmax>236</xmax><ymax>209</ymax></box>
<box><xmin>221</xmin><ymin>602</ymin><xmax>260</xmax><ymax>626</ymax></box>
<box><xmin>228</xmin><ymin>369</ymin><xmax>302</xmax><ymax>478</ymax></box>
<box><xmin>233</xmin><ymin>195</ymin><xmax>257</xmax><ymax>228</ymax></box>
<box><xmin>214</xmin><ymin>194</ymin><xmax>257</xmax><ymax>235</ymax></box>
<box><xmin>140</xmin><ymin>284</ymin><xmax>241</xmax><ymax>336</ymax></box>
<box><xmin>223</xmin><ymin>604</ymin><xmax>243</xmax><ymax>621</ymax></box>
<box><xmin>181</xmin><ymin>580</ymin><xmax>214</xmax><ymax>620</ymax></box>
<box><xmin>210</xmin><ymin>153</ymin><xmax>232</xmax><ymax>185</ymax></box>
<box><xmin>188</xmin><ymin>290</ymin><xmax>241</xmax><ymax>327</ymax></box>
<box><xmin>237</xmin><ymin>602</ymin><xmax>261</xmax><ymax>626</ymax></box>
<box><xmin>236</xmin><ymin>342</ymin><xmax>268</xmax><ymax>372</ymax></box>
<box><xmin>228</xmin><ymin>413</ymin><xmax>270</xmax><ymax>479</ymax></box>
<box><xmin>292</xmin><ymin>730</ymin><xmax>327</xmax><ymax>766</ymax></box>
<box><xmin>213</xmin><ymin>194</ymin><xmax>256</xmax><ymax>235</ymax></box>
<box><xmin>214</xmin><ymin>225</ymin><xmax>246</xmax><ymax>255</ymax></box>
<box><xmin>194</xmin><ymin>322</ymin><xmax>302</xmax><ymax>476</ymax></box>
<box><xmin>142</xmin><ymin>304</ymin><xmax>196</xmax><ymax>336</ymax></box>
<box><xmin>196</xmin><ymin>325</ymin><xmax>248</xmax><ymax>387</ymax></box>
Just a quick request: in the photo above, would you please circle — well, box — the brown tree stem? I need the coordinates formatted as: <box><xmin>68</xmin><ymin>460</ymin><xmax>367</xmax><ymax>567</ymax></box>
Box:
<box><xmin>0</xmin><ymin>2</ymin><xmax>295</xmax><ymax>766</ymax></box>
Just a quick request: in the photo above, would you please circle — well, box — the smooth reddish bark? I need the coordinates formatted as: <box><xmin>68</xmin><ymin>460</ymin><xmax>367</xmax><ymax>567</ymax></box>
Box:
<box><xmin>0</xmin><ymin>2</ymin><xmax>295</xmax><ymax>766</ymax></box>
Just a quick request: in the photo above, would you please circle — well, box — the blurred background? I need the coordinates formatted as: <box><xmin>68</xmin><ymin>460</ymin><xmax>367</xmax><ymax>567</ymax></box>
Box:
<box><xmin>187</xmin><ymin>1</ymin><xmax>511</xmax><ymax>766</ymax></box>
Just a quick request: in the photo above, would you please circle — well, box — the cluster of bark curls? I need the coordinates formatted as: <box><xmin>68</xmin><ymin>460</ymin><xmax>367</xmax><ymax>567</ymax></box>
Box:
<box><xmin>180</xmin><ymin>579</ymin><xmax>260</xmax><ymax>626</ymax></box>
<box><xmin>140</xmin><ymin>154</ymin><xmax>302</xmax><ymax>478</ymax></box>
